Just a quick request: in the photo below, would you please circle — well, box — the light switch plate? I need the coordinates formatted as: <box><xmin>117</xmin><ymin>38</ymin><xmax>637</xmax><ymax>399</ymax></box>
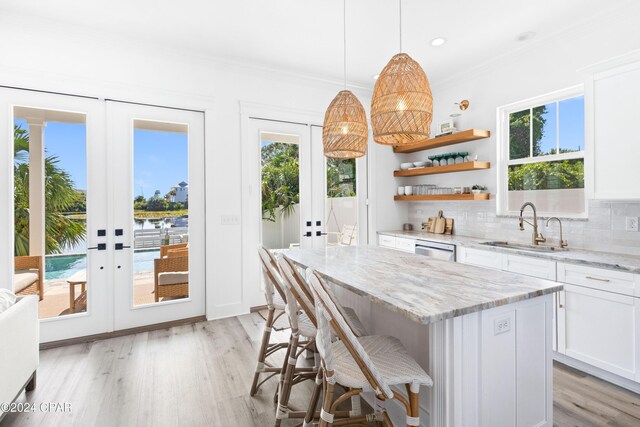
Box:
<box><xmin>626</xmin><ymin>217</ymin><xmax>639</xmax><ymax>232</ymax></box>
<box><xmin>221</xmin><ymin>215</ymin><xmax>240</xmax><ymax>225</ymax></box>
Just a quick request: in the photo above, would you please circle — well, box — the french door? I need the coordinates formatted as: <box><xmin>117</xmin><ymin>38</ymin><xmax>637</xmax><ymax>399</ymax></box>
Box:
<box><xmin>1</xmin><ymin>87</ymin><xmax>205</xmax><ymax>342</ymax></box>
<box><xmin>242</xmin><ymin>118</ymin><xmax>364</xmax><ymax>309</ymax></box>
<box><xmin>108</xmin><ymin>102</ymin><xmax>205</xmax><ymax>330</ymax></box>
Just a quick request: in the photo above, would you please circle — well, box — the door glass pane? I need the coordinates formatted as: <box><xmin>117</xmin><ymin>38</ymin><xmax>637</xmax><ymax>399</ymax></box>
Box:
<box><xmin>326</xmin><ymin>158</ymin><xmax>358</xmax><ymax>246</ymax></box>
<box><xmin>132</xmin><ymin>120</ymin><xmax>189</xmax><ymax>306</ymax></box>
<box><xmin>509</xmin><ymin>109</ymin><xmax>531</xmax><ymax>160</ymax></box>
<box><xmin>13</xmin><ymin>107</ymin><xmax>88</xmax><ymax>319</ymax></box>
<box><xmin>559</xmin><ymin>96</ymin><xmax>584</xmax><ymax>153</ymax></box>
<box><xmin>260</xmin><ymin>132</ymin><xmax>300</xmax><ymax>250</ymax></box>
<box><xmin>533</xmin><ymin>103</ymin><xmax>557</xmax><ymax>156</ymax></box>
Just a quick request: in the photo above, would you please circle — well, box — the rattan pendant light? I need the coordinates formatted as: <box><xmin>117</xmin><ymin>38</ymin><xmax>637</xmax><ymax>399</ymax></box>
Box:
<box><xmin>323</xmin><ymin>0</ymin><xmax>368</xmax><ymax>158</ymax></box>
<box><xmin>371</xmin><ymin>0</ymin><xmax>433</xmax><ymax>145</ymax></box>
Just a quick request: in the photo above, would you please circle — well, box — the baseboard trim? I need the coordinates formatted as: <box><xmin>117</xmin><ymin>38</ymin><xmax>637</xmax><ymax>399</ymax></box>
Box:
<box><xmin>40</xmin><ymin>315</ymin><xmax>207</xmax><ymax>350</ymax></box>
<box><xmin>553</xmin><ymin>352</ymin><xmax>640</xmax><ymax>394</ymax></box>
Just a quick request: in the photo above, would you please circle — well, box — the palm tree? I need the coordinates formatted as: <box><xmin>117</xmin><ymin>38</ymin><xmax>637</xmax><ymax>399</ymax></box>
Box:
<box><xmin>13</xmin><ymin>124</ymin><xmax>87</xmax><ymax>255</ymax></box>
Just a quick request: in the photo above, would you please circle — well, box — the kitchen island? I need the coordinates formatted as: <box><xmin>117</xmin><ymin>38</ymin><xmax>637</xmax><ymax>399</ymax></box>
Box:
<box><xmin>284</xmin><ymin>245</ymin><xmax>562</xmax><ymax>427</ymax></box>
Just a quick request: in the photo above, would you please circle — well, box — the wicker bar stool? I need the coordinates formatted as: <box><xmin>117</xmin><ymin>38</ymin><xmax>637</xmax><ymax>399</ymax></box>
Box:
<box><xmin>276</xmin><ymin>256</ymin><xmax>367</xmax><ymax>427</ymax></box>
<box><xmin>251</xmin><ymin>246</ymin><xmax>293</xmax><ymax>397</ymax></box>
<box><xmin>306</xmin><ymin>268</ymin><xmax>434</xmax><ymax>427</ymax></box>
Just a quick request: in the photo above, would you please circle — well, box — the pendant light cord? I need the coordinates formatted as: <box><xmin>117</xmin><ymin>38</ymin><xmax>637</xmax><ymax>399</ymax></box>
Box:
<box><xmin>399</xmin><ymin>0</ymin><xmax>402</xmax><ymax>52</ymax></box>
<box><xmin>343</xmin><ymin>0</ymin><xmax>347</xmax><ymax>90</ymax></box>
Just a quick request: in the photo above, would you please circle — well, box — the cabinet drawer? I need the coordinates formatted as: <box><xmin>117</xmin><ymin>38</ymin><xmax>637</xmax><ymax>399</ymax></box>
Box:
<box><xmin>395</xmin><ymin>237</ymin><xmax>415</xmax><ymax>253</ymax></box>
<box><xmin>378</xmin><ymin>234</ymin><xmax>396</xmax><ymax>249</ymax></box>
<box><xmin>502</xmin><ymin>254</ymin><xmax>556</xmax><ymax>280</ymax></box>
<box><xmin>557</xmin><ymin>263</ymin><xmax>636</xmax><ymax>296</ymax></box>
<box><xmin>462</xmin><ymin>248</ymin><xmax>502</xmax><ymax>270</ymax></box>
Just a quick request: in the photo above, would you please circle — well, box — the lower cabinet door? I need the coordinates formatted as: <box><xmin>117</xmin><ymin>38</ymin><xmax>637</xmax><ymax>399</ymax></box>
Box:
<box><xmin>559</xmin><ymin>284</ymin><xmax>640</xmax><ymax>380</ymax></box>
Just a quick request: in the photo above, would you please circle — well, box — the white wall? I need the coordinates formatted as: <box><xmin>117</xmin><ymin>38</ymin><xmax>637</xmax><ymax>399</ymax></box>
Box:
<box><xmin>375</xmin><ymin>3</ymin><xmax>640</xmax><ymax>251</ymax></box>
<box><xmin>0</xmin><ymin>13</ymin><xmax>372</xmax><ymax>320</ymax></box>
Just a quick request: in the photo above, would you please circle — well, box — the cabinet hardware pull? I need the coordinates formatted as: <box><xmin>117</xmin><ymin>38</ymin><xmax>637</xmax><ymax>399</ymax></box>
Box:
<box><xmin>585</xmin><ymin>276</ymin><xmax>610</xmax><ymax>282</ymax></box>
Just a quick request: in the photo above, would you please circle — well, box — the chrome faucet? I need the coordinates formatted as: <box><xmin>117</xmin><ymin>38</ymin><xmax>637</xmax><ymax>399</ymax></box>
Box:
<box><xmin>546</xmin><ymin>217</ymin><xmax>568</xmax><ymax>248</ymax></box>
<box><xmin>519</xmin><ymin>202</ymin><xmax>546</xmax><ymax>245</ymax></box>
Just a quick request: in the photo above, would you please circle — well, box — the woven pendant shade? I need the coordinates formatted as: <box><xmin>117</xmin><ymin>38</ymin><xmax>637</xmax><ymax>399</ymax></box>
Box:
<box><xmin>371</xmin><ymin>53</ymin><xmax>433</xmax><ymax>145</ymax></box>
<box><xmin>323</xmin><ymin>90</ymin><xmax>368</xmax><ymax>158</ymax></box>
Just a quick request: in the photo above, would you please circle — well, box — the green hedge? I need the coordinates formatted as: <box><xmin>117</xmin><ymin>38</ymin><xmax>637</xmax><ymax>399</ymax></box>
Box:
<box><xmin>508</xmin><ymin>159</ymin><xmax>584</xmax><ymax>191</ymax></box>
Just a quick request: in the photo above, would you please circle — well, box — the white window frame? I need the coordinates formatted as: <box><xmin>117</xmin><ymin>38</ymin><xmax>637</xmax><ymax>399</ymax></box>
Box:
<box><xmin>496</xmin><ymin>85</ymin><xmax>587</xmax><ymax>218</ymax></box>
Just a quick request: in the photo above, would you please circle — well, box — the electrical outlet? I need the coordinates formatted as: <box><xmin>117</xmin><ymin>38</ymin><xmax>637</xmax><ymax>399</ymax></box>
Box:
<box><xmin>416</xmin><ymin>209</ymin><xmax>423</xmax><ymax>215</ymax></box>
<box><xmin>494</xmin><ymin>317</ymin><xmax>511</xmax><ymax>335</ymax></box>
<box><xmin>626</xmin><ymin>217</ymin><xmax>639</xmax><ymax>232</ymax></box>
<box><xmin>477</xmin><ymin>212</ymin><xmax>486</xmax><ymax>221</ymax></box>
<box><xmin>461</xmin><ymin>212</ymin><xmax>468</xmax><ymax>221</ymax></box>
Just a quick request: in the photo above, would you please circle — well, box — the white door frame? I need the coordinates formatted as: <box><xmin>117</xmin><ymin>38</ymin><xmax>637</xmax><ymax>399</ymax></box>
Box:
<box><xmin>107</xmin><ymin>101</ymin><xmax>206</xmax><ymax>330</ymax></box>
<box><xmin>0</xmin><ymin>87</ymin><xmax>110</xmax><ymax>342</ymax></box>
<box><xmin>239</xmin><ymin>102</ymin><xmax>369</xmax><ymax>313</ymax></box>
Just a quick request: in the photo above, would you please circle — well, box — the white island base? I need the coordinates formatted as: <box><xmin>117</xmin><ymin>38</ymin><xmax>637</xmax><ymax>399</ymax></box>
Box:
<box><xmin>334</xmin><ymin>287</ymin><xmax>554</xmax><ymax>427</ymax></box>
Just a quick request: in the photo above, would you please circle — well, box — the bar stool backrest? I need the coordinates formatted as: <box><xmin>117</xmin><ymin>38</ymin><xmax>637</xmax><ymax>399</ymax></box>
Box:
<box><xmin>306</xmin><ymin>268</ymin><xmax>394</xmax><ymax>399</ymax></box>
<box><xmin>257</xmin><ymin>246</ymin><xmax>287</xmax><ymax>308</ymax></box>
<box><xmin>277</xmin><ymin>255</ymin><xmax>317</xmax><ymax>327</ymax></box>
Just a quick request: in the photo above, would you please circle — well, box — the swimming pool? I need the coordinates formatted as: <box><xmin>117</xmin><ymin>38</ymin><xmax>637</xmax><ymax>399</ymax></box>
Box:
<box><xmin>45</xmin><ymin>250</ymin><xmax>160</xmax><ymax>280</ymax></box>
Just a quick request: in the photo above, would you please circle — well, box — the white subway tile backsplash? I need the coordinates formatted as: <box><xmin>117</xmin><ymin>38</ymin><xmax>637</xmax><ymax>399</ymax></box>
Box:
<box><xmin>406</xmin><ymin>199</ymin><xmax>640</xmax><ymax>256</ymax></box>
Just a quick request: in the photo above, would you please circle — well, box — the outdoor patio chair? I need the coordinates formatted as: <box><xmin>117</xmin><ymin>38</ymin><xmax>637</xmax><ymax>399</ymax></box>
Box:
<box><xmin>160</xmin><ymin>242</ymin><xmax>188</xmax><ymax>258</ymax></box>
<box><xmin>327</xmin><ymin>224</ymin><xmax>357</xmax><ymax>246</ymax></box>
<box><xmin>250</xmin><ymin>246</ymin><xmax>291</xmax><ymax>397</ymax></box>
<box><xmin>306</xmin><ymin>268</ymin><xmax>433</xmax><ymax>427</ymax></box>
<box><xmin>153</xmin><ymin>255</ymin><xmax>188</xmax><ymax>302</ymax></box>
<box><xmin>14</xmin><ymin>256</ymin><xmax>43</xmax><ymax>301</ymax></box>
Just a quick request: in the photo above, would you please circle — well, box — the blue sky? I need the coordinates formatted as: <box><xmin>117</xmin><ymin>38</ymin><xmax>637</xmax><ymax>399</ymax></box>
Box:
<box><xmin>14</xmin><ymin>119</ymin><xmax>188</xmax><ymax>197</ymax></box>
<box><xmin>535</xmin><ymin>95</ymin><xmax>584</xmax><ymax>155</ymax></box>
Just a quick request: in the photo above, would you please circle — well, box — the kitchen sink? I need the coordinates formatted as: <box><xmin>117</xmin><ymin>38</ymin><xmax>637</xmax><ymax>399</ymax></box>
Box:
<box><xmin>480</xmin><ymin>241</ymin><xmax>569</xmax><ymax>252</ymax></box>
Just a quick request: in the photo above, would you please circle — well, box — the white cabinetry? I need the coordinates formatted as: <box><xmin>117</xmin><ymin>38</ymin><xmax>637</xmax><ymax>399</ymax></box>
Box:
<box><xmin>584</xmin><ymin>51</ymin><xmax>640</xmax><ymax>199</ymax></box>
<box><xmin>556</xmin><ymin>263</ymin><xmax>640</xmax><ymax>382</ymax></box>
<box><xmin>377</xmin><ymin>234</ymin><xmax>415</xmax><ymax>253</ymax></box>
<box><xmin>502</xmin><ymin>253</ymin><xmax>557</xmax><ymax>281</ymax></box>
<box><xmin>458</xmin><ymin>247</ymin><xmax>502</xmax><ymax>270</ymax></box>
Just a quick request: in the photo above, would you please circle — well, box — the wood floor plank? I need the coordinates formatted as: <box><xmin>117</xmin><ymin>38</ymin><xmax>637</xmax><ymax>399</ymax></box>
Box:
<box><xmin>4</xmin><ymin>316</ymin><xmax>640</xmax><ymax>426</ymax></box>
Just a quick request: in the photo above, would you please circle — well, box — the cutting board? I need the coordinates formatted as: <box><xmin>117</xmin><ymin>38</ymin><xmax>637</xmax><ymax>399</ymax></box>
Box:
<box><xmin>422</xmin><ymin>211</ymin><xmax>454</xmax><ymax>235</ymax></box>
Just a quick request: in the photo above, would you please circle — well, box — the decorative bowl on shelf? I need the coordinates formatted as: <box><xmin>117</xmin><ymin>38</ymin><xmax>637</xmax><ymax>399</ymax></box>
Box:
<box><xmin>400</xmin><ymin>162</ymin><xmax>413</xmax><ymax>170</ymax></box>
<box><xmin>413</xmin><ymin>161</ymin><xmax>428</xmax><ymax>168</ymax></box>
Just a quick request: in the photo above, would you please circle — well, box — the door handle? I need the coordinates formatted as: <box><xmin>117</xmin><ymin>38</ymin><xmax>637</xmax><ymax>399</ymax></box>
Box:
<box><xmin>316</xmin><ymin>231</ymin><xmax>327</xmax><ymax>236</ymax></box>
<box><xmin>88</xmin><ymin>243</ymin><xmax>107</xmax><ymax>251</ymax></box>
<box><xmin>115</xmin><ymin>243</ymin><xmax>132</xmax><ymax>250</ymax></box>
<box><xmin>302</xmin><ymin>232</ymin><xmax>312</xmax><ymax>237</ymax></box>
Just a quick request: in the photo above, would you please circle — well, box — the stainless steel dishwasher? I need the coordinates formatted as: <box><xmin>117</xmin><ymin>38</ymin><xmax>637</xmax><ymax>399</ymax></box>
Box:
<box><xmin>414</xmin><ymin>239</ymin><xmax>456</xmax><ymax>261</ymax></box>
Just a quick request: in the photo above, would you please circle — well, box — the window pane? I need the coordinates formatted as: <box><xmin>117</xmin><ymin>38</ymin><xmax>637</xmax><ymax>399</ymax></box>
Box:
<box><xmin>326</xmin><ymin>158</ymin><xmax>358</xmax><ymax>246</ymax></box>
<box><xmin>133</xmin><ymin>122</ymin><xmax>189</xmax><ymax>306</ymax></box>
<box><xmin>533</xmin><ymin>103</ymin><xmax>557</xmax><ymax>156</ymax></box>
<box><xmin>559</xmin><ymin>96</ymin><xmax>584</xmax><ymax>153</ymax></box>
<box><xmin>261</xmin><ymin>139</ymin><xmax>300</xmax><ymax>250</ymax></box>
<box><xmin>507</xmin><ymin>159</ymin><xmax>585</xmax><ymax>214</ymax></box>
<box><xmin>509</xmin><ymin>109</ymin><xmax>531</xmax><ymax>160</ymax></box>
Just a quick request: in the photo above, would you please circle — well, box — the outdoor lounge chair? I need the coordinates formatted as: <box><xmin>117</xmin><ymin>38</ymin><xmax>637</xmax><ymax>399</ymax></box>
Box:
<box><xmin>14</xmin><ymin>256</ymin><xmax>43</xmax><ymax>301</ymax></box>
<box><xmin>327</xmin><ymin>224</ymin><xmax>357</xmax><ymax>246</ymax></box>
<box><xmin>154</xmin><ymin>253</ymin><xmax>189</xmax><ymax>302</ymax></box>
<box><xmin>160</xmin><ymin>242</ymin><xmax>188</xmax><ymax>258</ymax></box>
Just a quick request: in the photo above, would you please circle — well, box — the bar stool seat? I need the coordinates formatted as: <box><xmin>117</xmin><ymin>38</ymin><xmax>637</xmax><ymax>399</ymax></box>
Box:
<box><xmin>330</xmin><ymin>335</ymin><xmax>433</xmax><ymax>392</ymax></box>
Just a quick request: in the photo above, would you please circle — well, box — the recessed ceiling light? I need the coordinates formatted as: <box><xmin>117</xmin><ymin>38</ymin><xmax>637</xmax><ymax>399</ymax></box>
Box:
<box><xmin>517</xmin><ymin>31</ymin><xmax>536</xmax><ymax>42</ymax></box>
<box><xmin>430</xmin><ymin>37</ymin><xmax>447</xmax><ymax>47</ymax></box>
<box><xmin>373</xmin><ymin>74</ymin><xmax>380</xmax><ymax>80</ymax></box>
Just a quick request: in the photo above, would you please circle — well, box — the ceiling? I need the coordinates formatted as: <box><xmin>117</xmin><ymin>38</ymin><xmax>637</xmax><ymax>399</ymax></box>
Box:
<box><xmin>0</xmin><ymin>0</ymin><xmax>630</xmax><ymax>87</ymax></box>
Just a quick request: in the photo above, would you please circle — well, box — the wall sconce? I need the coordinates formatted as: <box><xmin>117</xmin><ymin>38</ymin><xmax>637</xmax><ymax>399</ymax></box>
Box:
<box><xmin>450</xmin><ymin>99</ymin><xmax>470</xmax><ymax>117</ymax></box>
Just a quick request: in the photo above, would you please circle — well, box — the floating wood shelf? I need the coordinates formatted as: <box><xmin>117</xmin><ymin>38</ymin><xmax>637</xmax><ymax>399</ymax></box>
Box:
<box><xmin>392</xmin><ymin>129</ymin><xmax>491</xmax><ymax>154</ymax></box>
<box><xmin>394</xmin><ymin>161</ymin><xmax>490</xmax><ymax>177</ymax></box>
<box><xmin>394</xmin><ymin>193</ymin><xmax>491</xmax><ymax>201</ymax></box>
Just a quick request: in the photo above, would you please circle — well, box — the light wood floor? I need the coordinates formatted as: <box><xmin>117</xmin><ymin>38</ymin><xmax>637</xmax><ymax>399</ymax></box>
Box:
<box><xmin>3</xmin><ymin>314</ymin><xmax>640</xmax><ymax>426</ymax></box>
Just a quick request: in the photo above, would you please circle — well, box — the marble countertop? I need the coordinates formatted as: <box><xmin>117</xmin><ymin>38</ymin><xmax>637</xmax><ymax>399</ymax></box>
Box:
<box><xmin>284</xmin><ymin>246</ymin><xmax>562</xmax><ymax>325</ymax></box>
<box><xmin>378</xmin><ymin>230</ymin><xmax>640</xmax><ymax>274</ymax></box>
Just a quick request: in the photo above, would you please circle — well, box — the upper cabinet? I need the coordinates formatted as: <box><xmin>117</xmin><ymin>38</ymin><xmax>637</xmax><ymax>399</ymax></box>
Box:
<box><xmin>584</xmin><ymin>51</ymin><xmax>640</xmax><ymax>199</ymax></box>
